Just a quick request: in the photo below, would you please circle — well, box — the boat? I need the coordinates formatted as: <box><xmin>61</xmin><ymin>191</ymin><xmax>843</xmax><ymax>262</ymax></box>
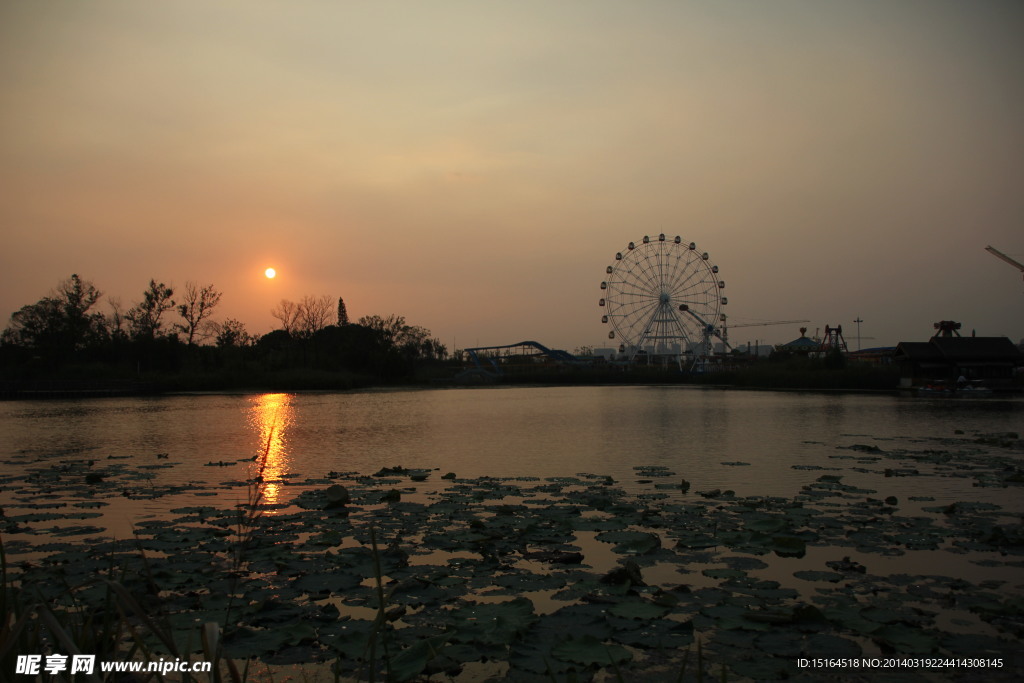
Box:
<box><xmin>955</xmin><ymin>383</ymin><xmax>994</xmax><ymax>397</ymax></box>
<box><xmin>915</xmin><ymin>380</ymin><xmax>993</xmax><ymax>397</ymax></box>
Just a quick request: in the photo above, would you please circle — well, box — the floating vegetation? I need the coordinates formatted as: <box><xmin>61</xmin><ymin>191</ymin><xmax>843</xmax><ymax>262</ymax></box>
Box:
<box><xmin>3</xmin><ymin>432</ymin><xmax>1024</xmax><ymax>680</ymax></box>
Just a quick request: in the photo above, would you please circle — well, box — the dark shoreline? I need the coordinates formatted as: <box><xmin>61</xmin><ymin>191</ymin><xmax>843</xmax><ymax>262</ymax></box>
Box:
<box><xmin>4</xmin><ymin>363</ymin><xmax>1021</xmax><ymax>400</ymax></box>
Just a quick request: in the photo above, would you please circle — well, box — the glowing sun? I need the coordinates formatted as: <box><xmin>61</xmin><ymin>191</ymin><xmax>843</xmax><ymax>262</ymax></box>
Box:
<box><xmin>264</xmin><ymin>267</ymin><xmax>277</xmax><ymax>279</ymax></box>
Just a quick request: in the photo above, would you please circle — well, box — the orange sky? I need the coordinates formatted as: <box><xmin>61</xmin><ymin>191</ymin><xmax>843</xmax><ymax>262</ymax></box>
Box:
<box><xmin>2</xmin><ymin>1</ymin><xmax>1022</xmax><ymax>352</ymax></box>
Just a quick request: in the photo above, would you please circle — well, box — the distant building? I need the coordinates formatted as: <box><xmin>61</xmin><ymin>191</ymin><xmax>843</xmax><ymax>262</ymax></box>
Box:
<box><xmin>742</xmin><ymin>344</ymin><xmax>774</xmax><ymax>358</ymax></box>
<box><xmin>847</xmin><ymin>347</ymin><xmax>896</xmax><ymax>365</ymax></box>
<box><xmin>893</xmin><ymin>336</ymin><xmax>1023</xmax><ymax>389</ymax></box>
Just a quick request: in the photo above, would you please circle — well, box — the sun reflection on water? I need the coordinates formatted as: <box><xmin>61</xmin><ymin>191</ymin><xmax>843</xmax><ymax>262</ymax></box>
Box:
<box><xmin>248</xmin><ymin>393</ymin><xmax>294</xmax><ymax>506</ymax></box>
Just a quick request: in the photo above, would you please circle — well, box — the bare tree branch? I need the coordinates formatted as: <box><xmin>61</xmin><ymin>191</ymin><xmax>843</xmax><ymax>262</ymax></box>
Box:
<box><xmin>176</xmin><ymin>281</ymin><xmax>222</xmax><ymax>345</ymax></box>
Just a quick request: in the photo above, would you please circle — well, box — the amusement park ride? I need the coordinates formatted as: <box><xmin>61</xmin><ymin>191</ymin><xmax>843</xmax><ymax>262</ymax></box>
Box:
<box><xmin>599</xmin><ymin>234</ymin><xmax>724</xmax><ymax>369</ymax></box>
<box><xmin>819</xmin><ymin>325</ymin><xmax>849</xmax><ymax>353</ymax></box>
<box><xmin>598</xmin><ymin>234</ymin><xmax>806</xmax><ymax>369</ymax></box>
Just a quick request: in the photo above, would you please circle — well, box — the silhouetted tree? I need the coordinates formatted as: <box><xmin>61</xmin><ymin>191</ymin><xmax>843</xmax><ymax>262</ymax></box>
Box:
<box><xmin>57</xmin><ymin>274</ymin><xmax>104</xmax><ymax>345</ymax></box>
<box><xmin>296</xmin><ymin>295</ymin><xmax>334</xmax><ymax>337</ymax></box>
<box><xmin>126</xmin><ymin>280</ymin><xmax>175</xmax><ymax>341</ymax></box>
<box><xmin>106</xmin><ymin>297</ymin><xmax>128</xmax><ymax>343</ymax></box>
<box><xmin>256</xmin><ymin>329</ymin><xmax>295</xmax><ymax>370</ymax></box>
<box><xmin>2</xmin><ymin>298</ymin><xmax>62</xmax><ymax>351</ymax></box>
<box><xmin>1</xmin><ymin>274</ymin><xmax>106</xmax><ymax>357</ymax></box>
<box><xmin>357</xmin><ymin>314</ymin><xmax>447</xmax><ymax>361</ymax></box>
<box><xmin>176</xmin><ymin>281</ymin><xmax>222</xmax><ymax>345</ymax></box>
<box><xmin>421</xmin><ymin>337</ymin><xmax>448</xmax><ymax>361</ymax></box>
<box><xmin>215</xmin><ymin>319</ymin><xmax>254</xmax><ymax>348</ymax></box>
<box><xmin>337</xmin><ymin>297</ymin><xmax>349</xmax><ymax>326</ymax></box>
<box><xmin>273</xmin><ymin>295</ymin><xmax>335</xmax><ymax>337</ymax></box>
<box><xmin>312</xmin><ymin>323</ymin><xmax>389</xmax><ymax>373</ymax></box>
<box><xmin>270</xmin><ymin>299</ymin><xmax>299</xmax><ymax>335</ymax></box>
<box><xmin>358</xmin><ymin>314</ymin><xmax>405</xmax><ymax>346</ymax></box>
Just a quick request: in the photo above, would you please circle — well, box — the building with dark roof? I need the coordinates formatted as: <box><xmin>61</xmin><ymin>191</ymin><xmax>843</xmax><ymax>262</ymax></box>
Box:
<box><xmin>893</xmin><ymin>336</ymin><xmax>1023</xmax><ymax>389</ymax></box>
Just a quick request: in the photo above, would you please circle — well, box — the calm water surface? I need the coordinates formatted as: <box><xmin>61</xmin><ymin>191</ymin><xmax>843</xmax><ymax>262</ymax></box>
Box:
<box><xmin>4</xmin><ymin>385</ymin><xmax>1024</xmax><ymax>672</ymax></box>
<box><xmin>2</xmin><ymin>385</ymin><xmax>1022</xmax><ymax>532</ymax></box>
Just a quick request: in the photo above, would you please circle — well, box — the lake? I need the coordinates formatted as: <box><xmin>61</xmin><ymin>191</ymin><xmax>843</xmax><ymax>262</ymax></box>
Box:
<box><xmin>3</xmin><ymin>386</ymin><xmax>1022</xmax><ymax>521</ymax></box>
<box><xmin>2</xmin><ymin>386</ymin><xmax>1022</xmax><ymax>679</ymax></box>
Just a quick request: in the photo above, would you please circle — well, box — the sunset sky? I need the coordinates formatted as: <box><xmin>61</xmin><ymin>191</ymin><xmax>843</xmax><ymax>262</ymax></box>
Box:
<box><xmin>2</xmin><ymin>1</ymin><xmax>1022</xmax><ymax>353</ymax></box>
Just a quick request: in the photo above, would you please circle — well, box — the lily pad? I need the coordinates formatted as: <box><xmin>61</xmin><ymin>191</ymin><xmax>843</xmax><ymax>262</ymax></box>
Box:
<box><xmin>793</xmin><ymin>570</ymin><xmax>845</xmax><ymax>583</ymax></box>
<box><xmin>450</xmin><ymin>597</ymin><xmax>537</xmax><ymax>646</ymax></box>
<box><xmin>607</xmin><ymin>599</ymin><xmax>670</xmax><ymax>620</ymax></box>
<box><xmin>595</xmin><ymin>530</ymin><xmax>661</xmax><ymax>555</ymax></box>
<box><xmin>770</xmin><ymin>535</ymin><xmax>807</xmax><ymax>558</ymax></box>
<box><xmin>872</xmin><ymin>624</ymin><xmax>938</xmax><ymax>653</ymax></box>
<box><xmin>551</xmin><ymin>635</ymin><xmax>632</xmax><ymax>667</ymax></box>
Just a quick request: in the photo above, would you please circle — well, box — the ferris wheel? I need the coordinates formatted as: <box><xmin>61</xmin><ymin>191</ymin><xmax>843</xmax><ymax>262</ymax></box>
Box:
<box><xmin>599</xmin><ymin>234</ymin><xmax>727</xmax><ymax>367</ymax></box>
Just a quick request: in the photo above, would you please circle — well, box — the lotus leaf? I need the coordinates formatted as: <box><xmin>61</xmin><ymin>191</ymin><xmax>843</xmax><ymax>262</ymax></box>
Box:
<box><xmin>721</xmin><ymin>556</ymin><xmax>769</xmax><ymax>571</ymax></box>
<box><xmin>754</xmin><ymin>630</ymin><xmax>804</xmax><ymax>657</ymax></box>
<box><xmin>595</xmin><ymin>530</ymin><xmax>661</xmax><ymax>555</ymax></box>
<box><xmin>607</xmin><ymin>599</ymin><xmax>669</xmax><ymax>620</ymax></box>
<box><xmin>714</xmin><ymin>614</ymin><xmax>772</xmax><ymax>632</ymax></box>
<box><xmin>523</xmin><ymin>605</ymin><xmax>616</xmax><ymax>656</ymax></box>
<box><xmin>673</xmin><ymin>533</ymin><xmax>719</xmax><ymax>550</ymax></box>
<box><xmin>871</xmin><ymin>624</ymin><xmax>937</xmax><ymax>653</ymax></box>
<box><xmin>702</xmin><ymin>602</ymin><xmax>747</xmax><ymax>620</ymax></box>
<box><xmin>490</xmin><ymin>571</ymin><xmax>567</xmax><ymax>593</ymax></box>
<box><xmin>222</xmin><ymin>624</ymin><xmax>312</xmax><ymax>659</ymax></box>
<box><xmin>386</xmin><ymin>633</ymin><xmax>452</xmax><ymax>681</ymax></box>
<box><xmin>793</xmin><ymin>570</ymin><xmax>845</xmax><ymax>583</ymax></box>
<box><xmin>570</xmin><ymin>516</ymin><xmax>627</xmax><ymax>532</ymax></box>
<box><xmin>821</xmin><ymin>606</ymin><xmax>882</xmax><ymax>634</ymax></box>
<box><xmin>807</xmin><ymin>633</ymin><xmax>862</xmax><ymax>657</ymax></box>
<box><xmin>450</xmin><ymin>597</ymin><xmax>537</xmax><ymax>646</ymax></box>
<box><xmin>389</xmin><ymin>578</ymin><xmax>457</xmax><ymax>606</ymax></box>
<box><xmin>292</xmin><ymin>571</ymin><xmax>363</xmax><ymax>596</ymax></box>
<box><xmin>702</xmin><ymin>568</ymin><xmax>746</xmax><ymax>580</ymax></box>
<box><xmin>50</xmin><ymin>525</ymin><xmax>106</xmax><ymax>536</ymax></box>
<box><xmin>770</xmin><ymin>535</ymin><xmax>806</xmax><ymax>558</ymax></box>
<box><xmin>317</xmin><ymin>619</ymin><xmax>376</xmax><ymax>659</ymax></box>
<box><xmin>551</xmin><ymin>634</ymin><xmax>632</xmax><ymax>666</ymax></box>
<box><xmin>728</xmin><ymin>655</ymin><xmax>797</xmax><ymax>679</ymax></box>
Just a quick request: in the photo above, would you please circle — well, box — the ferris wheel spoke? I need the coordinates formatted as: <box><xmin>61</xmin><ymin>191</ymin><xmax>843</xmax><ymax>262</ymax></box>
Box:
<box><xmin>629</xmin><ymin>262</ymin><xmax>661</xmax><ymax>297</ymax></box>
<box><xmin>619</xmin><ymin>297</ymin><xmax>660</xmax><ymax>324</ymax></box>
<box><xmin>609</xmin><ymin>274</ymin><xmax>662</xmax><ymax>299</ymax></box>
<box><xmin>673</xmin><ymin>281</ymin><xmax>714</xmax><ymax>304</ymax></box>
<box><xmin>669</xmin><ymin>261</ymin><xmax>704</xmax><ymax>296</ymax></box>
<box><xmin>666</xmin><ymin>258</ymin><xmax>707</xmax><ymax>297</ymax></box>
<box><xmin>664</xmin><ymin>252</ymin><xmax>692</xmax><ymax>291</ymax></box>
<box><xmin>610</xmin><ymin>294</ymin><xmax>658</xmax><ymax>318</ymax></box>
<box><xmin>671</xmin><ymin>271</ymin><xmax>717</xmax><ymax>304</ymax></box>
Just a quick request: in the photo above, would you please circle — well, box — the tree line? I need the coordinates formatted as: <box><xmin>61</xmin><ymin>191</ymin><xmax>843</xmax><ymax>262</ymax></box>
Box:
<box><xmin>1</xmin><ymin>274</ymin><xmax>448</xmax><ymax>384</ymax></box>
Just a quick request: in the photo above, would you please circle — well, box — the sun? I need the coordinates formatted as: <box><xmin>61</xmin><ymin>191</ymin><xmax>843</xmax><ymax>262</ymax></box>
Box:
<box><xmin>264</xmin><ymin>267</ymin><xmax>276</xmax><ymax>279</ymax></box>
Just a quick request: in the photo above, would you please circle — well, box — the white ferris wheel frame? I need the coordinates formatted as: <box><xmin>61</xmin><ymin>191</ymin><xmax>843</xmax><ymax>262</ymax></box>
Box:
<box><xmin>600</xmin><ymin>234</ymin><xmax>727</xmax><ymax>367</ymax></box>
